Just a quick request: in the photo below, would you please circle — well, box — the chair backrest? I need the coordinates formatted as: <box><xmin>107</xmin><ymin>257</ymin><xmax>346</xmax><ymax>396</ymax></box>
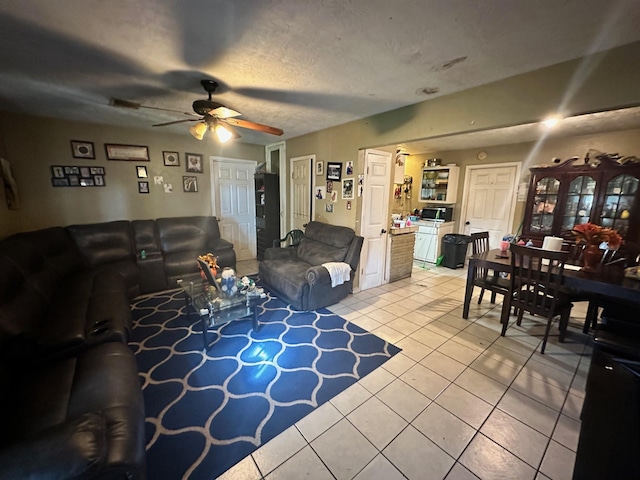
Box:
<box><xmin>471</xmin><ymin>231</ymin><xmax>490</xmax><ymax>255</ymax></box>
<box><xmin>602</xmin><ymin>242</ymin><xmax>640</xmax><ymax>267</ymax></box>
<box><xmin>509</xmin><ymin>243</ymin><xmax>569</xmax><ymax>317</ymax></box>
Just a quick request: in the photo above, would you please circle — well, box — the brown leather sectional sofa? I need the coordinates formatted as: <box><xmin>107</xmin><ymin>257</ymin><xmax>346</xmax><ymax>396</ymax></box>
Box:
<box><xmin>0</xmin><ymin>216</ymin><xmax>235</xmax><ymax>479</ymax></box>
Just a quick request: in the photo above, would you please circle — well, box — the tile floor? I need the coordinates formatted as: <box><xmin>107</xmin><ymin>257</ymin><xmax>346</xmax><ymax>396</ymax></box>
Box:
<box><xmin>224</xmin><ymin>260</ymin><xmax>591</xmax><ymax>480</ymax></box>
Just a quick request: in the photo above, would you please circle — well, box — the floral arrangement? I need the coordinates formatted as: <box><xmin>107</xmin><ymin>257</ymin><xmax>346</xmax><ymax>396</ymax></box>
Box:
<box><xmin>571</xmin><ymin>223</ymin><xmax>622</xmax><ymax>248</ymax></box>
<box><xmin>197</xmin><ymin>253</ymin><xmax>219</xmax><ymax>276</ymax></box>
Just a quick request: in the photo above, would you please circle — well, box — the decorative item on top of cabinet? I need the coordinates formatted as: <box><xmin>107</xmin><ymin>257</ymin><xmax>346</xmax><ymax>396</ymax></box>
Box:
<box><xmin>420</xmin><ymin>165</ymin><xmax>459</xmax><ymax>203</ymax></box>
<box><xmin>523</xmin><ymin>153</ymin><xmax>640</xmax><ymax>244</ymax></box>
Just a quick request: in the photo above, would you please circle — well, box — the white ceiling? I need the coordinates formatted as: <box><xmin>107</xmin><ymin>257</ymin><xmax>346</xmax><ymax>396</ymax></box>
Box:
<box><xmin>1</xmin><ymin>0</ymin><xmax>640</xmax><ymax>148</ymax></box>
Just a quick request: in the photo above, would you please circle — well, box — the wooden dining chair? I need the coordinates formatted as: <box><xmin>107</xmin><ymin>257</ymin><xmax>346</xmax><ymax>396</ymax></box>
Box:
<box><xmin>470</xmin><ymin>231</ymin><xmax>510</xmax><ymax>306</ymax></box>
<box><xmin>501</xmin><ymin>244</ymin><xmax>573</xmax><ymax>354</ymax></box>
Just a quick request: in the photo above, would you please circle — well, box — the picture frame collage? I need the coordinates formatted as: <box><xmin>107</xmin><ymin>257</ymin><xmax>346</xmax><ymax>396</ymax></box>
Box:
<box><xmin>51</xmin><ymin>165</ymin><xmax>105</xmax><ymax>187</ymax></box>
<box><xmin>55</xmin><ymin>140</ymin><xmax>205</xmax><ymax>194</ymax></box>
<box><xmin>316</xmin><ymin>161</ymin><xmax>358</xmax><ymax>213</ymax></box>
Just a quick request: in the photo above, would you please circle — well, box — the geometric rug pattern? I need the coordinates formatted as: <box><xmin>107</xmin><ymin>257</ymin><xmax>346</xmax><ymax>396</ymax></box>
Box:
<box><xmin>130</xmin><ymin>288</ymin><xmax>401</xmax><ymax>479</ymax></box>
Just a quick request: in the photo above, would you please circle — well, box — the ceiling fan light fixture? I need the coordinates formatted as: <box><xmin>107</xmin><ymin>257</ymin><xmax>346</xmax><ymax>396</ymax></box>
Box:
<box><xmin>189</xmin><ymin>122</ymin><xmax>208</xmax><ymax>140</ymax></box>
<box><xmin>214</xmin><ymin>122</ymin><xmax>234</xmax><ymax>143</ymax></box>
<box><xmin>541</xmin><ymin>116</ymin><xmax>562</xmax><ymax>128</ymax></box>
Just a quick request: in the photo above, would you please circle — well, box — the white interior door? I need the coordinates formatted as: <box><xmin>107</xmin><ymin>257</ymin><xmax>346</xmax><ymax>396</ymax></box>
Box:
<box><xmin>290</xmin><ymin>155</ymin><xmax>313</xmax><ymax>231</ymax></box>
<box><xmin>210</xmin><ymin>158</ymin><xmax>257</xmax><ymax>261</ymax></box>
<box><xmin>359</xmin><ymin>149</ymin><xmax>392</xmax><ymax>290</ymax></box>
<box><xmin>461</xmin><ymin>163</ymin><xmax>520</xmax><ymax>248</ymax></box>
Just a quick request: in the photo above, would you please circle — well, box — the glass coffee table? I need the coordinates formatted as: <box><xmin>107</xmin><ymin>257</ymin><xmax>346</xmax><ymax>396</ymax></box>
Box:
<box><xmin>177</xmin><ymin>273</ymin><xmax>264</xmax><ymax>351</ymax></box>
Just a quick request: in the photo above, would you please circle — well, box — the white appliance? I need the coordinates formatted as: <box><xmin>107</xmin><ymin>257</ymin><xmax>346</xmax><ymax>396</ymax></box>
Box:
<box><xmin>414</xmin><ymin>220</ymin><xmax>455</xmax><ymax>263</ymax></box>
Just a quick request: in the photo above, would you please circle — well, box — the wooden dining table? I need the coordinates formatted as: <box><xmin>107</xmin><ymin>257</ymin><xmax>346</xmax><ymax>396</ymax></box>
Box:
<box><xmin>463</xmin><ymin>248</ymin><xmax>640</xmax><ymax>321</ymax></box>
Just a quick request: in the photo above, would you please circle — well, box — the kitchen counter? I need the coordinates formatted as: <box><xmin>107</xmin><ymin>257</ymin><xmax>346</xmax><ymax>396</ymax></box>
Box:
<box><xmin>390</xmin><ymin>226</ymin><xmax>418</xmax><ymax>235</ymax></box>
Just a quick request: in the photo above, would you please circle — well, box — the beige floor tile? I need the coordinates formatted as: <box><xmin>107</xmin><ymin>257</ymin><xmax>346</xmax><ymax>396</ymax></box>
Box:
<box><xmin>381</xmin><ymin>352</ymin><xmax>416</xmax><ymax>377</ymax></box>
<box><xmin>349</xmin><ymin>315</ymin><xmax>383</xmax><ymax>332</ymax></box>
<box><xmin>394</xmin><ymin>337</ymin><xmax>433</xmax><ymax>361</ymax></box>
<box><xmin>520</xmin><ymin>357</ymin><xmax>575</xmax><ymax>392</ymax></box>
<box><xmin>560</xmin><ymin>393</ymin><xmax>584</xmax><ymax>422</ymax></box>
<box><xmin>410</xmin><ymin>327</ymin><xmax>450</xmax><ymax>349</ymax></box>
<box><xmin>420</xmin><ymin>350</ymin><xmax>467</xmax><ymax>381</ymax></box>
<box><xmin>436</xmin><ymin>313</ymin><xmax>473</xmax><ymax>330</ymax></box>
<box><xmin>413</xmin><ymin>402</ymin><xmax>476</xmax><ymax>458</ymax></box>
<box><xmin>383</xmin><ymin>426</ymin><xmax>456</xmax><ymax>480</ymax></box>
<box><xmin>497</xmin><ymin>389</ymin><xmax>559</xmax><ymax>436</ymax></box>
<box><xmin>330</xmin><ymin>382</ymin><xmax>372</xmax><ymax>415</ymax></box>
<box><xmin>450</xmin><ymin>330</ymin><xmax>492</xmax><ymax>353</ymax></box>
<box><xmin>353</xmin><ymin>454</ymin><xmax>406</xmax><ymax>480</ymax></box>
<box><xmin>386</xmin><ymin>317</ymin><xmax>422</xmax><ymax>335</ymax></box>
<box><xmin>480</xmin><ymin>409</ymin><xmax>549</xmax><ymax>469</ymax></box>
<box><xmin>402</xmin><ymin>309</ymin><xmax>437</xmax><ymax>326</ymax></box>
<box><xmin>400</xmin><ymin>363</ymin><xmax>451</xmax><ymax>400</ymax></box>
<box><xmin>435</xmin><ymin>384</ymin><xmax>493</xmax><ymax>429</ymax></box>
<box><xmin>423</xmin><ymin>320</ymin><xmax>462</xmax><ymax>338</ymax></box>
<box><xmin>438</xmin><ymin>340</ymin><xmax>482</xmax><ymax>366</ymax></box>
<box><xmin>469</xmin><ymin>354</ymin><xmax>520</xmax><ymax>386</ymax></box>
<box><xmin>511</xmin><ymin>371</ymin><xmax>568</xmax><ymax>412</ymax></box>
<box><xmin>347</xmin><ymin>396</ymin><xmax>408</xmax><ymax>449</ymax></box>
<box><xmin>253</xmin><ymin>426</ymin><xmax>307</xmax><ymax>476</ymax></box>
<box><xmin>454</xmin><ymin>368</ymin><xmax>508</xmax><ymax>405</ymax></box>
<box><xmin>218</xmin><ymin>455</ymin><xmax>261</xmax><ymax>480</ymax></box>
<box><xmin>311</xmin><ymin>419</ymin><xmax>377</xmax><ymax>480</ymax></box>
<box><xmin>479</xmin><ymin>343</ymin><xmax>529</xmax><ymax>370</ymax></box>
<box><xmin>370</xmin><ymin>324</ymin><xmax>406</xmax><ymax>344</ymax></box>
<box><xmin>551</xmin><ymin>414</ymin><xmax>581</xmax><ymax>452</ymax></box>
<box><xmin>296</xmin><ymin>401</ymin><xmax>343</xmax><ymax>442</ymax></box>
<box><xmin>358</xmin><ymin>365</ymin><xmax>396</xmax><ymax>394</ymax></box>
<box><xmin>445</xmin><ymin>462</ymin><xmax>481</xmax><ymax>480</ymax></box>
<box><xmin>539</xmin><ymin>440</ymin><xmax>576</xmax><ymax>480</ymax></box>
<box><xmin>266</xmin><ymin>445</ymin><xmax>334</xmax><ymax>480</ymax></box>
<box><xmin>460</xmin><ymin>433</ymin><xmax>537</xmax><ymax>480</ymax></box>
<box><xmin>376</xmin><ymin>378</ymin><xmax>431</xmax><ymax>422</ymax></box>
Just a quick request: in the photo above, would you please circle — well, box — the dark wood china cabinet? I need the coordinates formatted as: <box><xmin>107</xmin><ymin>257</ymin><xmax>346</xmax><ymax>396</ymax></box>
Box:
<box><xmin>523</xmin><ymin>156</ymin><xmax>640</xmax><ymax>245</ymax></box>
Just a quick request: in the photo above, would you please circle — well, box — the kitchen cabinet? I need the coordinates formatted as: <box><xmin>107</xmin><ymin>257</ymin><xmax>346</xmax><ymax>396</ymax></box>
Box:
<box><xmin>414</xmin><ymin>221</ymin><xmax>455</xmax><ymax>263</ymax></box>
<box><xmin>523</xmin><ymin>156</ymin><xmax>640</xmax><ymax>244</ymax></box>
<box><xmin>420</xmin><ymin>165</ymin><xmax>459</xmax><ymax>203</ymax></box>
<box><xmin>255</xmin><ymin>172</ymin><xmax>280</xmax><ymax>260</ymax></box>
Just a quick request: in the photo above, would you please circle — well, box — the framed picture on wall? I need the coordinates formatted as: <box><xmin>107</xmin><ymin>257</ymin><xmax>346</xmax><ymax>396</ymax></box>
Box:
<box><xmin>342</xmin><ymin>178</ymin><xmax>354</xmax><ymax>199</ymax></box>
<box><xmin>105</xmin><ymin>144</ymin><xmax>150</xmax><ymax>161</ymax></box>
<box><xmin>136</xmin><ymin>165</ymin><xmax>148</xmax><ymax>178</ymax></box>
<box><xmin>316</xmin><ymin>161</ymin><xmax>324</xmax><ymax>176</ymax></box>
<box><xmin>138</xmin><ymin>181</ymin><xmax>149</xmax><ymax>194</ymax></box>
<box><xmin>71</xmin><ymin>140</ymin><xmax>95</xmax><ymax>159</ymax></box>
<box><xmin>326</xmin><ymin>162</ymin><xmax>342</xmax><ymax>181</ymax></box>
<box><xmin>185</xmin><ymin>153</ymin><xmax>203</xmax><ymax>173</ymax></box>
<box><xmin>163</xmin><ymin>151</ymin><xmax>180</xmax><ymax>166</ymax></box>
<box><xmin>183</xmin><ymin>176</ymin><xmax>198</xmax><ymax>192</ymax></box>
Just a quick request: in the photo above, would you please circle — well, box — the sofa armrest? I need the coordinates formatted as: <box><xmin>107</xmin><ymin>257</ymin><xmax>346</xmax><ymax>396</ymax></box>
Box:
<box><xmin>306</xmin><ymin>265</ymin><xmax>333</xmax><ymax>286</ymax></box>
<box><xmin>208</xmin><ymin>237</ymin><xmax>234</xmax><ymax>251</ymax></box>
<box><xmin>264</xmin><ymin>247</ymin><xmax>298</xmax><ymax>261</ymax></box>
<box><xmin>0</xmin><ymin>411</ymin><xmax>144</xmax><ymax>480</ymax></box>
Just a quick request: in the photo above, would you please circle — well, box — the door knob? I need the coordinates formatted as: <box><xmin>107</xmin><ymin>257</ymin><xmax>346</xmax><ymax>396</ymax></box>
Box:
<box><xmin>465</xmin><ymin>221</ymin><xmax>470</xmax><ymax>225</ymax></box>
<box><xmin>381</xmin><ymin>228</ymin><xmax>387</xmax><ymax>234</ymax></box>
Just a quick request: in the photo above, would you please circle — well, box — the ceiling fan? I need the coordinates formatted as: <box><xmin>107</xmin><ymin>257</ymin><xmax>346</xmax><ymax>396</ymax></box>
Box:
<box><xmin>110</xmin><ymin>79</ymin><xmax>283</xmax><ymax>142</ymax></box>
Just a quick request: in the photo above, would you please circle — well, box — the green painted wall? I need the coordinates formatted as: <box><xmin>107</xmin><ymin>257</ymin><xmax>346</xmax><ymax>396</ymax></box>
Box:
<box><xmin>0</xmin><ymin>112</ymin><xmax>262</xmax><ymax>238</ymax></box>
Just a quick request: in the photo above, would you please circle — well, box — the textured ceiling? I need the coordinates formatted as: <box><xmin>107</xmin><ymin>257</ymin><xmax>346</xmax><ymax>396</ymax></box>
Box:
<box><xmin>0</xmin><ymin>0</ymin><xmax>640</xmax><ymax>148</ymax></box>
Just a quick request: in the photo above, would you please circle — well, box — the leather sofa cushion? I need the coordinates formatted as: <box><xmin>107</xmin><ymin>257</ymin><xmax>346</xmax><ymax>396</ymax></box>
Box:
<box><xmin>259</xmin><ymin>259</ymin><xmax>311</xmax><ymax>308</ymax></box>
<box><xmin>16</xmin><ymin>227</ymin><xmax>86</xmax><ymax>278</ymax></box>
<box><xmin>67</xmin><ymin>220</ymin><xmax>134</xmax><ymax>267</ymax></box>
<box><xmin>132</xmin><ymin>219</ymin><xmax>160</xmax><ymax>254</ymax></box>
<box><xmin>296</xmin><ymin>221</ymin><xmax>355</xmax><ymax>266</ymax></box>
<box><xmin>156</xmin><ymin>216</ymin><xmax>219</xmax><ymax>254</ymax></box>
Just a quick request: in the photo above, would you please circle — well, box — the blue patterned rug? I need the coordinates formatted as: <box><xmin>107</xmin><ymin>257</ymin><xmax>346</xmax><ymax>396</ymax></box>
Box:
<box><xmin>130</xmin><ymin>287</ymin><xmax>401</xmax><ymax>479</ymax></box>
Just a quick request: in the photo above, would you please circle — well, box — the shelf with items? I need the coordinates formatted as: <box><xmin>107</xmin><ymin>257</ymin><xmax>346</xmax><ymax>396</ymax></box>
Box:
<box><xmin>419</xmin><ymin>165</ymin><xmax>459</xmax><ymax>203</ymax></box>
<box><xmin>523</xmin><ymin>156</ymin><xmax>640</xmax><ymax>244</ymax></box>
<box><xmin>254</xmin><ymin>172</ymin><xmax>280</xmax><ymax>260</ymax></box>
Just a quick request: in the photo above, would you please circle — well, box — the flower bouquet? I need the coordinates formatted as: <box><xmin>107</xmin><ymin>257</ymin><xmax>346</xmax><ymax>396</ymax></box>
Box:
<box><xmin>197</xmin><ymin>253</ymin><xmax>219</xmax><ymax>280</ymax></box>
<box><xmin>571</xmin><ymin>223</ymin><xmax>622</xmax><ymax>272</ymax></box>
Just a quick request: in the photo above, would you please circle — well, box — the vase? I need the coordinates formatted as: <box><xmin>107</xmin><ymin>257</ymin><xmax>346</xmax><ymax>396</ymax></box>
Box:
<box><xmin>581</xmin><ymin>244</ymin><xmax>603</xmax><ymax>272</ymax></box>
<box><xmin>220</xmin><ymin>267</ymin><xmax>238</xmax><ymax>297</ymax></box>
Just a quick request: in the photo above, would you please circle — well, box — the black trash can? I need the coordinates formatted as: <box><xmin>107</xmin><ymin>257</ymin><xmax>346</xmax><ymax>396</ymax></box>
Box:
<box><xmin>441</xmin><ymin>234</ymin><xmax>472</xmax><ymax>269</ymax></box>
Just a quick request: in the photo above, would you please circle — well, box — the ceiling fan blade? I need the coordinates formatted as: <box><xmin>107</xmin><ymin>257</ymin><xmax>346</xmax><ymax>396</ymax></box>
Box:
<box><xmin>210</xmin><ymin>105</ymin><xmax>242</xmax><ymax>118</ymax></box>
<box><xmin>152</xmin><ymin>118</ymin><xmax>200</xmax><ymax>127</ymax></box>
<box><xmin>110</xmin><ymin>98</ymin><xmax>200</xmax><ymax>117</ymax></box>
<box><xmin>222</xmin><ymin>118</ymin><xmax>283</xmax><ymax>136</ymax></box>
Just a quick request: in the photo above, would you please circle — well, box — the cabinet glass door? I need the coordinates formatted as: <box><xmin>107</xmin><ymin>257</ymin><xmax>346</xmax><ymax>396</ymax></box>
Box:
<box><xmin>601</xmin><ymin>174</ymin><xmax>638</xmax><ymax>236</ymax></box>
<box><xmin>530</xmin><ymin>177</ymin><xmax>560</xmax><ymax>234</ymax></box>
<box><xmin>561</xmin><ymin>175</ymin><xmax>596</xmax><ymax>232</ymax></box>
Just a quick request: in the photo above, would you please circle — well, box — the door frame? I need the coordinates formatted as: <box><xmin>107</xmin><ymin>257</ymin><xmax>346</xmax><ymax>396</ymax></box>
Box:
<box><xmin>208</xmin><ymin>156</ymin><xmax>257</xmax><ymax>217</ymax></box>
<box><xmin>289</xmin><ymin>154</ymin><xmax>315</xmax><ymax>231</ymax></box>
<box><xmin>459</xmin><ymin>161</ymin><xmax>521</xmax><ymax>236</ymax></box>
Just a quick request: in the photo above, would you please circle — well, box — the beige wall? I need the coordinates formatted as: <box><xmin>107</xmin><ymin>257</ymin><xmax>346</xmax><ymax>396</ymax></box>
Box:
<box><xmin>285</xmin><ymin>41</ymin><xmax>640</xmax><ymax>234</ymax></box>
<box><xmin>0</xmin><ymin>112</ymin><xmax>262</xmax><ymax>238</ymax></box>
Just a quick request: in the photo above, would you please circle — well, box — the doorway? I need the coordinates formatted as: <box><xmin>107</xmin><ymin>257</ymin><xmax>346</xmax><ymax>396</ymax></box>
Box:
<box><xmin>210</xmin><ymin>157</ymin><xmax>258</xmax><ymax>261</ymax></box>
<box><xmin>265</xmin><ymin>141</ymin><xmax>286</xmax><ymax>239</ymax></box>
<box><xmin>460</xmin><ymin>162</ymin><xmax>521</xmax><ymax>248</ymax></box>
<box><xmin>290</xmin><ymin>155</ymin><xmax>314</xmax><ymax>231</ymax></box>
<box><xmin>359</xmin><ymin>149</ymin><xmax>392</xmax><ymax>290</ymax></box>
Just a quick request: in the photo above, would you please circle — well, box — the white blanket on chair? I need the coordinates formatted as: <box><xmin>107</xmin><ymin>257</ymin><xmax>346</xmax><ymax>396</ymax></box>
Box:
<box><xmin>322</xmin><ymin>262</ymin><xmax>351</xmax><ymax>287</ymax></box>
